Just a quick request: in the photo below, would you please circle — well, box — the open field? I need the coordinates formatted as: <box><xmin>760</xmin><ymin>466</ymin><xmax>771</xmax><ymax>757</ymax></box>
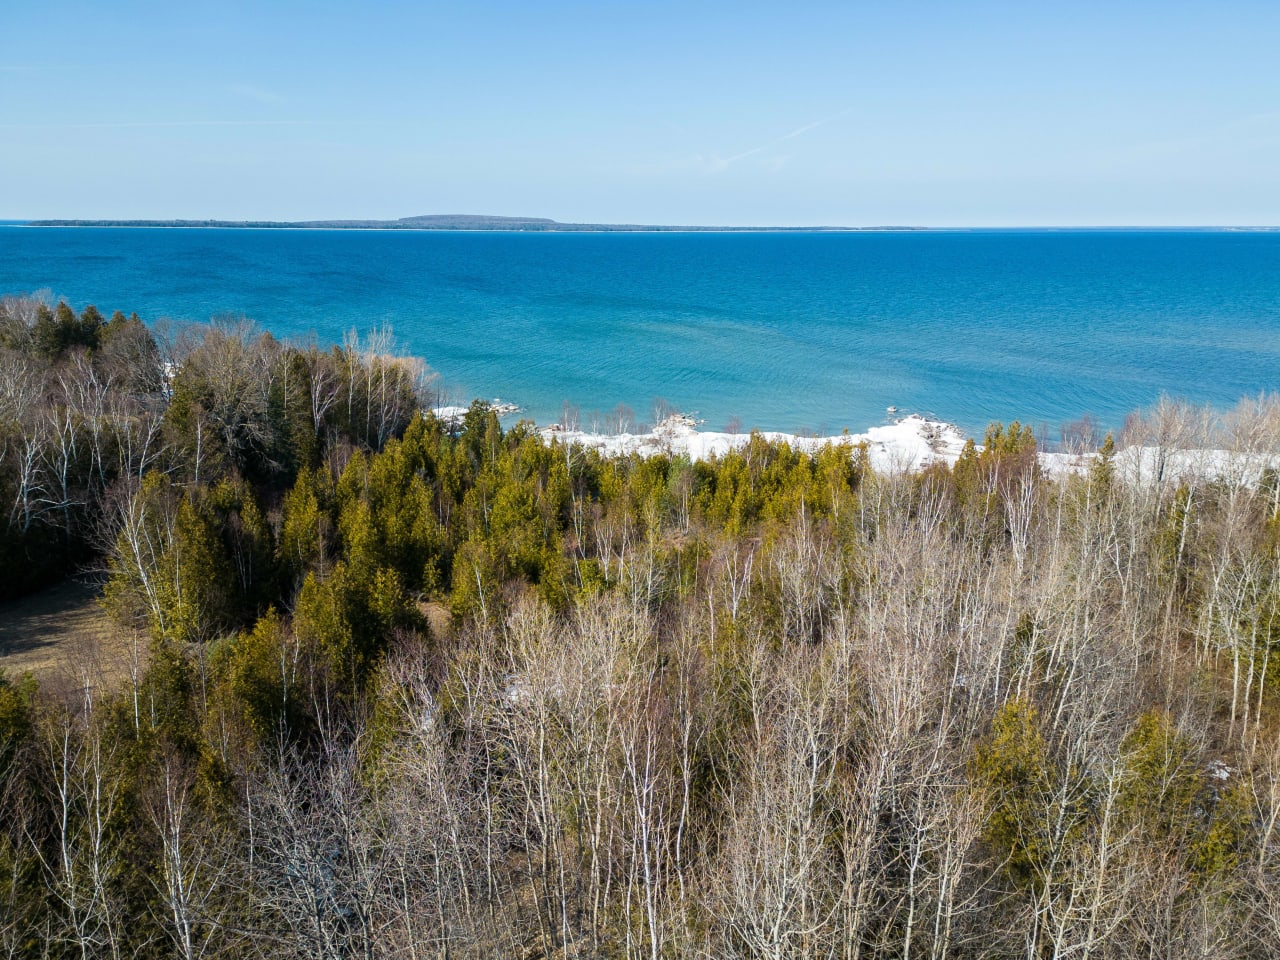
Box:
<box><xmin>0</xmin><ymin>578</ymin><xmax>140</xmax><ymax>694</ymax></box>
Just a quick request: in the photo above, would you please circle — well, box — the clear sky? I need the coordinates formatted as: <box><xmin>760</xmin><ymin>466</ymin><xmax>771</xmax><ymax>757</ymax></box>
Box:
<box><xmin>3</xmin><ymin>1</ymin><xmax>1278</xmax><ymax>226</ymax></box>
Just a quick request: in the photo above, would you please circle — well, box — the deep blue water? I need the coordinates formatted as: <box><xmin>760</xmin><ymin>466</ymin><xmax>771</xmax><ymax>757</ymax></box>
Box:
<box><xmin>1</xmin><ymin>226</ymin><xmax>1277</xmax><ymax>437</ymax></box>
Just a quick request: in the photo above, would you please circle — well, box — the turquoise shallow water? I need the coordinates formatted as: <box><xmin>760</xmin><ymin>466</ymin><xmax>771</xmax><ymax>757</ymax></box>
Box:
<box><xmin>1</xmin><ymin>226</ymin><xmax>1277</xmax><ymax>437</ymax></box>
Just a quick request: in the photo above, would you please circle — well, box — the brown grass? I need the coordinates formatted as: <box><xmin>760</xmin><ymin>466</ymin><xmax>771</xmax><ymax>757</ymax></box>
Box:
<box><xmin>419</xmin><ymin>600</ymin><xmax>455</xmax><ymax>641</ymax></box>
<box><xmin>0</xmin><ymin>579</ymin><xmax>143</xmax><ymax>698</ymax></box>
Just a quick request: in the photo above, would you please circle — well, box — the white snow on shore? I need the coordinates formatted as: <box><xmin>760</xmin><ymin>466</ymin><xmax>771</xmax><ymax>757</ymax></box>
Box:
<box><xmin>1039</xmin><ymin>446</ymin><xmax>1280</xmax><ymax>486</ymax></box>
<box><xmin>431</xmin><ymin>405</ymin><xmax>471</xmax><ymax>427</ymax></box>
<box><xmin>544</xmin><ymin>415</ymin><xmax>1279</xmax><ymax>485</ymax></box>
<box><xmin>429</xmin><ymin>405</ymin><xmax>1278</xmax><ymax>484</ymax></box>
<box><xmin>432</xmin><ymin>400</ymin><xmax>521</xmax><ymax>427</ymax></box>
<box><xmin>539</xmin><ymin>413</ymin><xmax>970</xmax><ymax>473</ymax></box>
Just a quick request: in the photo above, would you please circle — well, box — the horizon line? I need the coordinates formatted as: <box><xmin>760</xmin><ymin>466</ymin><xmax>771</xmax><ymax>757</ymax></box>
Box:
<box><xmin>4</xmin><ymin>217</ymin><xmax>1279</xmax><ymax>233</ymax></box>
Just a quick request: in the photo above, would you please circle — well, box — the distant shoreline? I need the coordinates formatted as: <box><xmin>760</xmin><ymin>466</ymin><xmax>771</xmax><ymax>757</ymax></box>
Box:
<box><xmin>20</xmin><ymin>214</ymin><xmax>906</xmax><ymax>233</ymax></box>
<box><xmin>10</xmin><ymin>217</ymin><xmax>1278</xmax><ymax>233</ymax></box>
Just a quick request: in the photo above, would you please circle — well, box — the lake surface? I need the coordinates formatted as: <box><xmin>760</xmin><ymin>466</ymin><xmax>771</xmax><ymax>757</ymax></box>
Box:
<box><xmin>1</xmin><ymin>226</ymin><xmax>1277</xmax><ymax>437</ymax></box>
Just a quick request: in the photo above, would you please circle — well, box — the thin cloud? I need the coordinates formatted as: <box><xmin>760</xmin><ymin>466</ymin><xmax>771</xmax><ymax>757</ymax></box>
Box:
<box><xmin>708</xmin><ymin>109</ymin><xmax>850</xmax><ymax>173</ymax></box>
<box><xmin>776</xmin><ymin>116</ymin><xmax>835</xmax><ymax>144</ymax></box>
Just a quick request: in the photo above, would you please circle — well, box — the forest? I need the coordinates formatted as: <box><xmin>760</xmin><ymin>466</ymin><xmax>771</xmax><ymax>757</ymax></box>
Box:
<box><xmin>1</xmin><ymin>294</ymin><xmax>1279</xmax><ymax>959</ymax></box>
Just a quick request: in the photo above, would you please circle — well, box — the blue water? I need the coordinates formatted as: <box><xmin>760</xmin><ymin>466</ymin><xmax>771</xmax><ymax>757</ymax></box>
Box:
<box><xmin>1</xmin><ymin>226</ymin><xmax>1277</xmax><ymax>438</ymax></box>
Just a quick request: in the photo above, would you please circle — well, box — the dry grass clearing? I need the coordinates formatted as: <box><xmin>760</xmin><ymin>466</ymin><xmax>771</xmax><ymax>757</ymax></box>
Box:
<box><xmin>419</xmin><ymin>600</ymin><xmax>454</xmax><ymax>641</ymax></box>
<box><xmin>0</xmin><ymin>579</ymin><xmax>142</xmax><ymax>697</ymax></box>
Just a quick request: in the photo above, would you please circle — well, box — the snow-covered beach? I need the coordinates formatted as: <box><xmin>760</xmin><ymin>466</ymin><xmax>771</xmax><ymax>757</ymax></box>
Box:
<box><xmin>433</xmin><ymin>404</ymin><xmax>968</xmax><ymax>472</ymax></box>
<box><xmin>433</xmin><ymin>403</ymin><xmax>1280</xmax><ymax>487</ymax></box>
<box><xmin>537</xmin><ymin>413</ymin><xmax>971</xmax><ymax>474</ymax></box>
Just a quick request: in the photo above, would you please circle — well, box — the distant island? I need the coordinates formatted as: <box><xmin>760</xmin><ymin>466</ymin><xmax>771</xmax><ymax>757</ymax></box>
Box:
<box><xmin>27</xmin><ymin>213</ymin><xmax>922</xmax><ymax>232</ymax></box>
<box><xmin>20</xmin><ymin>216</ymin><xmax>1278</xmax><ymax>232</ymax></box>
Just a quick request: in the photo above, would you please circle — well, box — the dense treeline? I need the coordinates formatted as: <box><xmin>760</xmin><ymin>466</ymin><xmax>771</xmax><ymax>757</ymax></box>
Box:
<box><xmin>2</xmin><ymin>295</ymin><xmax>1280</xmax><ymax>958</ymax></box>
<box><xmin>0</xmin><ymin>297</ymin><xmax>423</xmax><ymax>598</ymax></box>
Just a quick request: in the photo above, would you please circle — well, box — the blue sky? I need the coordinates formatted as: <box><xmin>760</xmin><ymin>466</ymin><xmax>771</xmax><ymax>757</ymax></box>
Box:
<box><xmin>2</xmin><ymin>1</ymin><xmax>1278</xmax><ymax>225</ymax></box>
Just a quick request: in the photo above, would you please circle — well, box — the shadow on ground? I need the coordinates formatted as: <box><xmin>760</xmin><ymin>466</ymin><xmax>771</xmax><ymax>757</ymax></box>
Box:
<box><xmin>0</xmin><ymin>579</ymin><xmax>141</xmax><ymax>695</ymax></box>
